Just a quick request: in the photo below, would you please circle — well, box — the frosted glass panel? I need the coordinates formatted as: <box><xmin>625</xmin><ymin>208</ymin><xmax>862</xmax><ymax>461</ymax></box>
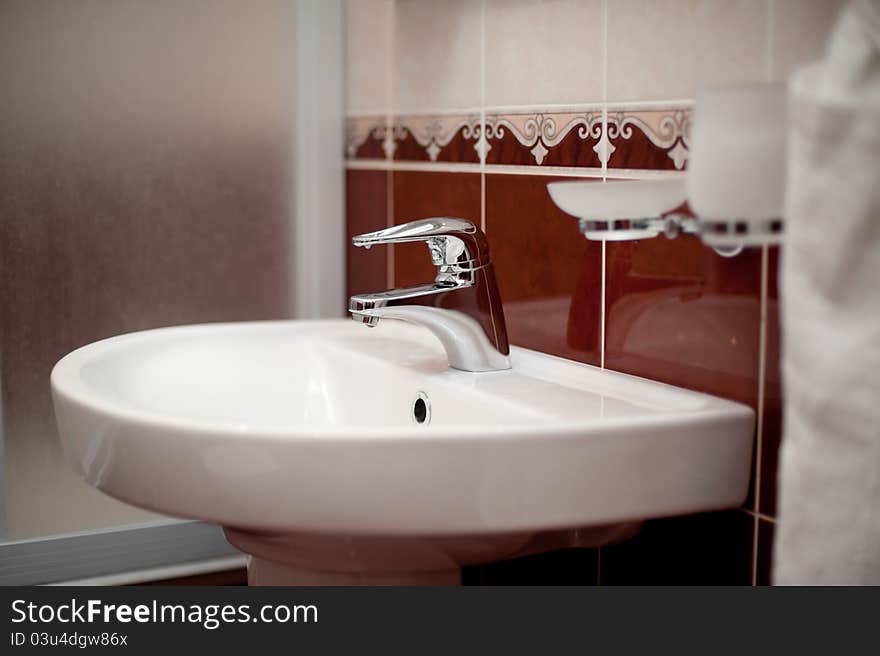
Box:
<box><xmin>0</xmin><ymin>1</ymin><xmax>295</xmax><ymax>539</ymax></box>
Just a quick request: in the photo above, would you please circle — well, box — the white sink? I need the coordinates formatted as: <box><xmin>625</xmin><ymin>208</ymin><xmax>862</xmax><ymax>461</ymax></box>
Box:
<box><xmin>52</xmin><ymin>319</ymin><xmax>753</xmax><ymax>584</ymax></box>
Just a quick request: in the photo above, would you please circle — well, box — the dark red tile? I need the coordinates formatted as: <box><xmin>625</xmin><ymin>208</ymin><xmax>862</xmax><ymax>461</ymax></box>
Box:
<box><xmin>605</xmin><ymin>237</ymin><xmax>763</xmax><ymax>408</ymax></box>
<box><xmin>346</xmin><ymin>169</ymin><xmax>388</xmax><ymax>298</ymax></box>
<box><xmin>599</xmin><ymin>510</ymin><xmax>753</xmax><ymax>585</ymax></box>
<box><xmin>352</xmin><ymin>133</ymin><xmax>386</xmax><ymax>160</ymax></box>
<box><xmin>607</xmin><ymin>125</ymin><xmax>683</xmax><ymax>171</ymax></box>
<box><xmin>486</xmin><ymin>175</ymin><xmax>602</xmax><ymax>365</ymax></box>
<box><xmin>605</xmin><ymin>233</ymin><xmax>761</xmax><ymax>518</ymax></box>
<box><xmin>760</xmin><ymin>246</ymin><xmax>782</xmax><ymax>517</ymax></box>
<box><xmin>744</xmin><ymin>444</ymin><xmax>759</xmax><ymax>513</ymax></box>
<box><xmin>393</xmin><ymin>131</ymin><xmax>434</xmax><ymax>162</ymax></box>
<box><xmin>755</xmin><ymin>518</ymin><xmax>776</xmax><ymax>586</ymax></box>
<box><xmin>392</xmin><ymin>171</ymin><xmax>481</xmax><ymax>287</ymax></box>
<box><xmin>759</xmin><ymin>406</ymin><xmax>782</xmax><ymax>517</ymax></box>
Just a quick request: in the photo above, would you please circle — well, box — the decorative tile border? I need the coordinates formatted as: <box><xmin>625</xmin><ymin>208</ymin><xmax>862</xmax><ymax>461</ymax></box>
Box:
<box><xmin>484</xmin><ymin>111</ymin><xmax>603</xmax><ymax>168</ymax></box>
<box><xmin>606</xmin><ymin>107</ymin><xmax>692</xmax><ymax>171</ymax></box>
<box><xmin>346</xmin><ymin>104</ymin><xmax>693</xmax><ymax>171</ymax></box>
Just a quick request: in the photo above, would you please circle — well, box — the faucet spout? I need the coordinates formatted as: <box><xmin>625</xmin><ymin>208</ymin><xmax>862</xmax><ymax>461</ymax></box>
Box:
<box><xmin>348</xmin><ymin>219</ymin><xmax>510</xmax><ymax>372</ymax></box>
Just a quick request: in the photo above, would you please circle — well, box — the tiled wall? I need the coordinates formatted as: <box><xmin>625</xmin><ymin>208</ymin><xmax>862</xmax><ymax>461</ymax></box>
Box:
<box><xmin>345</xmin><ymin>0</ymin><xmax>844</xmax><ymax>585</ymax></box>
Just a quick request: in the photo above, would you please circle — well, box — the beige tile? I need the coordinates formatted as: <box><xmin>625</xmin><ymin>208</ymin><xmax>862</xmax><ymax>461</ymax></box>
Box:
<box><xmin>347</xmin><ymin>0</ymin><xmax>394</xmax><ymax>114</ymax></box>
<box><xmin>485</xmin><ymin>0</ymin><xmax>604</xmax><ymax>107</ymax></box>
<box><xmin>607</xmin><ymin>0</ymin><xmax>770</xmax><ymax>102</ymax></box>
<box><xmin>394</xmin><ymin>0</ymin><xmax>482</xmax><ymax>112</ymax></box>
<box><xmin>770</xmin><ymin>0</ymin><xmax>846</xmax><ymax>81</ymax></box>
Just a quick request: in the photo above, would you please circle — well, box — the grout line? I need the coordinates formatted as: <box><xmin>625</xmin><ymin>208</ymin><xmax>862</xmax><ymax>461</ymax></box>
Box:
<box><xmin>600</xmin><ymin>104</ymin><xmax>609</xmax><ymax>176</ymax></box>
<box><xmin>349</xmin><ymin>99</ymin><xmax>695</xmax><ymax>119</ymax></box>
<box><xmin>601</xmin><ymin>0</ymin><xmax>608</xmax><ymax>120</ymax></box>
<box><xmin>751</xmin><ymin>512</ymin><xmax>760</xmax><ymax>587</ymax></box>
<box><xmin>485</xmin><ymin>102</ymin><xmax>605</xmax><ymax>114</ymax></box>
<box><xmin>479</xmin><ymin>0</ymin><xmax>500</xmax><ymax>353</ymax></box>
<box><xmin>600</xmin><ymin>241</ymin><xmax>606</xmax><ymax>369</ymax></box>
<box><xmin>393</xmin><ymin>106</ymin><xmax>484</xmax><ymax>117</ymax></box>
<box><xmin>741</xmin><ymin>507</ymin><xmax>776</xmax><ymax>524</ymax></box>
<box><xmin>754</xmin><ymin>247</ymin><xmax>769</xmax><ymax>515</ymax></box>
<box><xmin>345</xmin><ymin>109</ymin><xmax>389</xmax><ymax>119</ymax></box>
<box><xmin>766</xmin><ymin>0</ymin><xmax>776</xmax><ymax>82</ymax></box>
<box><xmin>386</xmin><ymin>0</ymin><xmax>395</xmax><ymax>289</ymax></box>
<box><xmin>599</xmin><ymin>0</ymin><xmax>608</xmax><ymax>373</ymax></box>
<box><xmin>385</xmin><ymin>0</ymin><xmax>395</xmax><ymax>147</ymax></box>
<box><xmin>598</xmin><ymin>0</ymin><xmax>607</xmax><ymax>572</ymax></box>
<box><xmin>387</xmin><ymin>170</ymin><xmax>394</xmax><ymax>288</ymax></box>
<box><xmin>481</xmin><ymin>173</ymin><xmax>486</xmax><ymax>233</ymax></box>
<box><xmin>751</xmin><ymin>245</ymin><xmax>770</xmax><ymax>585</ymax></box>
<box><xmin>756</xmin><ymin>0</ymin><xmax>775</xmax><ymax>584</ymax></box>
<box><xmin>480</xmin><ymin>0</ymin><xmax>487</xmax><ymax>234</ymax></box>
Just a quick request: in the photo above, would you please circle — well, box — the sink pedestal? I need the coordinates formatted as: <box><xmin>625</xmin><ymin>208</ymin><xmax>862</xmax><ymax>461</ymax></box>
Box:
<box><xmin>224</xmin><ymin>523</ymin><xmax>642</xmax><ymax>586</ymax></box>
<box><xmin>248</xmin><ymin>558</ymin><xmax>461</xmax><ymax>586</ymax></box>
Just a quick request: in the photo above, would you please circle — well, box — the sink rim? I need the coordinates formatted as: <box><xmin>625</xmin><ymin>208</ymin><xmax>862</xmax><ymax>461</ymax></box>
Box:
<box><xmin>51</xmin><ymin>320</ymin><xmax>752</xmax><ymax>442</ymax></box>
<box><xmin>51</xmin><ymin>319</ymin><xmax>756</xmax><ymax>536</ymax></box>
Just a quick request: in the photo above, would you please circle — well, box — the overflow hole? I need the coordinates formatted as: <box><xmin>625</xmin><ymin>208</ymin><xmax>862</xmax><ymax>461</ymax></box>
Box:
<box><xmin>412</xmin><ymin>392</ymin><xmax>431</xmax><ymax>425</ymax></box>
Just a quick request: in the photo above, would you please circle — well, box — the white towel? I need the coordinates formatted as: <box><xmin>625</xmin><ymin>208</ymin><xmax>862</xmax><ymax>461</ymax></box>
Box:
<box><xmin>775</xmin><ymin>0</ymin><xmax>880</xmax><ymax>584</ymax></box>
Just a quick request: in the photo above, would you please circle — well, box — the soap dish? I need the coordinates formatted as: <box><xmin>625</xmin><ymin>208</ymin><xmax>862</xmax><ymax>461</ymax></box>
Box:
<box><xmin>547</xmin><ymin>178</ymin><xmax>688</xmax><ymax>241</ymax></box>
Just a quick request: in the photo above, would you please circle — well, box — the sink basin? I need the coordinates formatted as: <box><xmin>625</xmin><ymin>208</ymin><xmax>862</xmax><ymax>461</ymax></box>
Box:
<box><xmin>52</xmin><ymin>319</ymin><xmax>754</xmax><ymax>584</ymax></box>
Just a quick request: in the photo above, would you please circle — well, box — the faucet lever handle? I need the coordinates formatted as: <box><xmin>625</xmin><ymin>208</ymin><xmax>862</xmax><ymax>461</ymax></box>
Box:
<box><xmin>352</xmin><ymin>218</ymin><xmax>490</xmax><ymax>269</ymax></box>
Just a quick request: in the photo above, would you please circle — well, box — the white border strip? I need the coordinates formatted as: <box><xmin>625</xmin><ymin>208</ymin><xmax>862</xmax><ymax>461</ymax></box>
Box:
<box><xmin>346</xmin><ymin>99</ymin><xmax>694</xmax><ymax>120</ymax></box>
<box><xmin>346</xmin><ymin>159</ymin><xmax>686</xmax><ymax>179</ymax></box>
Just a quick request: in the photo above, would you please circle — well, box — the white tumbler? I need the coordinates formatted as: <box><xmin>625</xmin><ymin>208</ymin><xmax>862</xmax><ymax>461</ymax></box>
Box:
<box><xmin>688</xmin><ymin>83</ymin><xmax>787</xmax><ymax>247</ymax></box>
